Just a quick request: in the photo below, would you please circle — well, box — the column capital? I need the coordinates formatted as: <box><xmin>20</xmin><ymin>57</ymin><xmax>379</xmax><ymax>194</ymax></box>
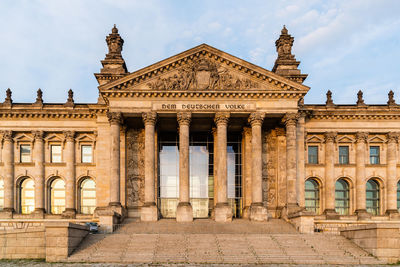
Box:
<box><xmin>355</xmin><ymin>132</ymin><xmax>368</xmax><ymax>143</ymax></box>
<box><xmin>387</xmin><ymin>132</ymin><xmax>400</xmax><ymax>143</ymax></box>
<box><xmin>243</xmin><ymin>126</ymin><xmax>252</xmax><ymax>136</ymax></box>
<box><xmin>282</xmin><ymin>113</ymin><xmax>298</xmax><ymax>127</ymax></box>
<box><xmin>107</xmin><ymin>111</ymin><xmax>123</xmax><ymax>125</ymax></box>
<box><xmin>142</xmin><ymin>111</ymin><xmax>157</xmax><ymax>125</ymax></box>
<box><xmin>248</xmin><ymin>112</ymin><xmax>265</xmax><ymax>127</ymax></box>
<box><xmin>32</xmin><ymin>130</ymin><xmax>44</xmax><ymax>141</ymax></box>
<box><xmin>324</xmin><ymin>131</ymin><xmax>337</xmax><ymax>143</ymax></box>
<box><xmin>63</xmin><ymin>130</ymin><xmax>76</xmax><ymax>142</ymax></box>
<box><xmin>177</xmin><ymin>112</ymin><xmax>191</xmax><ymax>126</ymax></box>
<box><xmin>214</xmin><ymin>112</ymin><xmax>230</xmax><ymax>126</ymax></box>
<box><xmin>1</xmin><ymin>130</ymin><xmax>13</xmax><ymax>142</ymax></box>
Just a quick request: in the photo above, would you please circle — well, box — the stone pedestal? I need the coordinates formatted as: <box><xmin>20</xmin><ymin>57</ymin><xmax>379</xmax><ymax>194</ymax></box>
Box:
<box><xmin>97</xmin><ymin>209</ymin><xmax>121</xmax><ymax>233</ymax></box>
<box><xmin>355</xmin><ymin>209</ymin><xmax>371</xmax><ymax>220</ymax></box>
<box><xmin>61</xmin><ymin>208</ymin><xmax>77</xmax><ymax>219</ymax></box>
<box><xmin>176</xmin><ymin>202</ymin><xmax>193</xmax><ymax>222</ymax></box>
<box><xmin>250</xmin><ymin>203</ymin><xmax>268</xmax><ymax>222</ymax></box>
<box><xmin>323</xmin><ymin>209</ymin><xmax>340</xmax><ymax>220</ymax></box>
<box><xmin>214</xmin><ymin>203</ymin><xmax>232</xmax><ymax>223</ymax></box>
<box><xmin>141</xmin><ymin>203</ymin><xmax>158</xmax><ymax>222</ymax></box>
<box><xmin>31</xmin><ymin>208</ymin><xmax>45</xmax><ymax>219</ymax></box>
<box><xmin>0</xmin><ymin>208</ymin><xmax>13</xmax><ymax>219</ymax></box>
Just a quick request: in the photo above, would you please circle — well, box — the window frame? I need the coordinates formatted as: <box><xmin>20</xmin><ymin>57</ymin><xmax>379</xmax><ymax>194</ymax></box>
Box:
<box><xmin>338</xmin><ymin>146</ymin><xmax>349</xmax><ymax>165</ymax></box>
<box><xmin>369</xmin><ymin>146</ymin><xmax>380</xmax><ymax>165</ymax></box>
<box><xmin>20</xmin><ymin>144</ymin><xmax>32</xmax><ymax>163</ymax></box>
<box><xmin>305</xmin><ymin>178</ymin><xmax>320</xmax><ymax>214</ymax></box>
<box><xmin>335</xmin><ymin>178</ymin><xmax>350</xmax><ymax>215</ymax></box>
<box><xmin>49</xmin><ymin>178</ymin><xmax>66</xmax><ymax>214</ymax></box>
<box><xmin>81</xmin><ymin>145</ymin><xmax>93</xmax><ymax>163</ymax></box>
<box><xmin>307</xmin><ymin>146</ymin><xmax>319</xmax><ymax>164</ymax></box>
<box><xmin>366</xmin><ymin>179</ymin><xmax>380</xmax><ymax>215</ymax></box>
<box><xmin>20</xmin><ymin>178</ymin><xmax>35</xmax><ymax>214</ymax></box>
<box><xmin>50</xmin><ymin>144</ymin><xmax>62</xmax><ymax>163</ymax></box>
<box><xmin>79</xmin><ymin>178</ymin><xmax>96</xmax><ymax>215</ymax></box>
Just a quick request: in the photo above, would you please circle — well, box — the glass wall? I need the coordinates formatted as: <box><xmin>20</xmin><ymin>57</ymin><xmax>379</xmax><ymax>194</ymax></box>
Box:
<box><xmin>335</xmin><ymin>179</ymin><xmax>350</xmax><ymax>215</ymax></box>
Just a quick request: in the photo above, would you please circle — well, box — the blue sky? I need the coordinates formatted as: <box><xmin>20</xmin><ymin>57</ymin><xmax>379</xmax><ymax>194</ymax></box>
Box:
<box><xmin>0</xmin><ymin>0</ymin><xmax>399</xmax><ymax>104</ymax></box>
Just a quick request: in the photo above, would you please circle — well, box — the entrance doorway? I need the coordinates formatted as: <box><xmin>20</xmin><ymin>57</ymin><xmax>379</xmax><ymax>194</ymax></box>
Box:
<box><xmin>157</xmin><ymin>132</ymin><xmax>242</xmax><ymax>218</ymax></box>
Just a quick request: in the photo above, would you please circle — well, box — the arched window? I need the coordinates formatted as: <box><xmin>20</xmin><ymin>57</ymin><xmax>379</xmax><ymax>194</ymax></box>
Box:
<box><xmin>335</xmin><ymin>179</ymin><xmax>350</xmax><ymax>215</ymax></box>
<box><xmin>366</xmin><ymin>179</ymin><xmax>380</xmax><ymax>215</ymax></box>
<box><xmin>305</xmin><ymin>179</ymin><xmax>320</xmax><ymax>214</ymax></box>
<box><xmin>20</xmin><ymin>178</ymin><xmax>35</xmax><ymax>214</ymax></box>
<box><xmin>50</xmin><ymin>178</ymin><xmax>65</xmax><ymax>214</ymax></box>
<box><xmin>0</xmin><ymin>179</ymin><xmax>4</xmax><ymax>211</ymax></box>
<box><xmin>80</xmin><ymin>178</ymin><xmax>96</xmax><ymax>214</ymax></box>
<box><xmin>397</xmin><ymin>181</ymin><xmax>400</xmax><ymax>211</ymax></box>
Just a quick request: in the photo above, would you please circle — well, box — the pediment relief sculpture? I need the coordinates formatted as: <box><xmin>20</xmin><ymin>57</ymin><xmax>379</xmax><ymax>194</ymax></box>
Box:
<box><xmin>146</xmin><ymin>58</ymin><xmax>260</xmax><ymax>91</ymax></box>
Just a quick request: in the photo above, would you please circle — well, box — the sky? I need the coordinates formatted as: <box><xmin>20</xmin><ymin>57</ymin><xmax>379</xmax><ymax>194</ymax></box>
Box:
<box><xmin>0</xmin><ymin>0</ymin><xmax>399</xmax><ymax>104</ymax></box>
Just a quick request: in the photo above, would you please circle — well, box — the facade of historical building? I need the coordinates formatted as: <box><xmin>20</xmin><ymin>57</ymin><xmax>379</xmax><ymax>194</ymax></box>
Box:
<box><xmin>0</xmin><ymin>25</ymin><xmax>399</xmax><ymax>231</ymax></box>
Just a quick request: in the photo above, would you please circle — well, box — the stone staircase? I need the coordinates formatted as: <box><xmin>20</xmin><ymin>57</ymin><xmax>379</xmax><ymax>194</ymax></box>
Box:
<box><xmin>67</xmin><ymin>219</ymin><xmax>385</xmax><ymax>265</ymax></box>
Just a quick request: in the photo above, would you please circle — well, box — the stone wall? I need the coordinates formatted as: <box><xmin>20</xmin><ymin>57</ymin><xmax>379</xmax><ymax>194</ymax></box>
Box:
<box><xmin>126</xmin><ymin>128</ymin><xmax>145</xmax><ymax>217</ymax></box>
<box><xmin>0</xmin><ymin>227</ymin><xmax>46</xmax><ymax>259</ymax></box>
<box><xmin>340</xmin><ymin>223</ymin><xmax>400</xmax><ymax>263</ymax></box>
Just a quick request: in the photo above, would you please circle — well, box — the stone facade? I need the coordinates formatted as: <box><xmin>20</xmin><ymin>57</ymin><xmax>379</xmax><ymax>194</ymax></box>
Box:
<box><xmin>0</xmin><ymin>25</ymin><xmax>399</xmax><ymax>233</ymax></box>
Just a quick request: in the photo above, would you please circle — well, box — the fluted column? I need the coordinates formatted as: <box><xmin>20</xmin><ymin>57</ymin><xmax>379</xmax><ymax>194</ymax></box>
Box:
<box><xmin>355</xmin><ymin>132</ymin><xmax>370</xmax><ymax>219</ymax></box>
<box><xmin>176</xmin><ymin>112</ymin><xmax>193</xmax><ymax>222</ymax></box>
<box><xmin>107</xmin><ymin>112</ymin><xmax>123</xmax><ymax>207</ymax></box>
<box><xmin>296</xmin><ymin>112</ymin><xmax>306</xmax><ymax>208</ymax></box>
<box><xmin>33</xmin><ymin>131</ymin><xmax>45</xmax><ymax>216</ymax></box>
<box><xmin>283</xmin><ymin>113</ymin><xmax>300</xmax><ymax>214</ymax></box>
<box><xmin>324</xmin><ymin>132</ymin><xmax>339</xmax><ymax>218</ymax></box>
<box><xmin>62</xmin><ymin>130</ymin><xmax>76</xmax><ymax>218</ymax></box>
<box><xmin>386</xmin><ymin>132</ymin><xmax>399</xmax><ymax>216</ymax></box>
<box><xmin>242</xmin><ymin>127</ymin><xmax>252</xmax><ymax>218</ymax></box>
<box><xmin>214</xmin><ymin>112</ymin><xmax>232</xmax><ymax>222</ymax></box>
<box><xmin>249</xmin><ymin>112</ymin><xmax>268</xmax><ymax>221</ymax></box>
<box><xmin>141</xmin><ymin>111</ymin><xmax>158</xmax><ymax>221</ymax></box>
<box><xmin>2</xmin><ymin>131</ymin><xmax>14</xmax><ymax>215</ymax></box>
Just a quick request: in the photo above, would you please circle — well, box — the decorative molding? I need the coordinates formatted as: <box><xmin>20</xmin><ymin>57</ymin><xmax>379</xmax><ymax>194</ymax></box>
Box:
<box><xmin>248</xmin><ymin>112</ymin><xmax>265</xmax><ymax>127</ymax></box>
<box><xmin>142</xmin><ymin>111</ymin><xmax>157</xmax><ymax>125</ymax></box>
<box><xmin>282</xmin><ymin>113</ymin><xmax>298</xmax><ymax>127</ymax></box>
<box><xmin>355</xmin><ymin>132</ymin><xmax>368</xmax><ymax>143</ymax></box>
<box><xmin>2</xmin><ymin>130</ymin><xmax>13</xmax><ymax>142</ymax></box>
<box><xmin>214</xmin><ymin>112</ymin><xmax>230</xmax><ymax>126</ymax></box>
<box><xmin>324</xmin><ymin>132</ymin><xmax>337</xmax><ymax>143</ymax></box>
<box><xmin>177</xmin><ymin>112</ymin><xmax>191</xmax><ymax>126</ymax></box>
<box><xmin>386</xmin><ymin>132</ymin><xmax>399</xmax><ymax>143</ymax></box>
<box><xmin>107</xmin><ymin>111</ymin><xmax>123</xmax><ymax>125</ymax></box>
<box><xmin>63</xmin><ymin>131</ymin><xmax>76</xmax><ymax>142</ymax></box>
<box><xmin>32</xmin><ymin>130</ymin><xmax>44</xmax><ymax>141</ymax></box>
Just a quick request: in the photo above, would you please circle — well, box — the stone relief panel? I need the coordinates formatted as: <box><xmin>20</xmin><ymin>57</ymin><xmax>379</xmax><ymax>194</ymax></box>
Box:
<box><xmin>126</xmin><ymin>128</ymin><xmax>145</xmax><ymax>208</ymax></box>
<box><xmin>265</xmin><ymin>130</ymin><xmax>278</xmax><ymax>210</ymax></box>
<box><xmin>276</xmin><ymin>128</ymin><xmax>287</xmax><ymax>209</ymax></box>
<box><xmin>146</xmin><ymin>58</ymin><xmax>260</xmax><ymax>91</ymax></box>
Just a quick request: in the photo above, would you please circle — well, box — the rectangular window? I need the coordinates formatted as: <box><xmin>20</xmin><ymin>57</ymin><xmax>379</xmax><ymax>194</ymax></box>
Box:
<box><xmin>81</xmin><ymin>145</ymin><xmax>93</xmax><ymax>163</ymax></box>
<box><xmin>20</xmin><ymin>145</ymin><xmax>31</xmax><ymax>163</ymax></box>
<box><xmin>51</xmin><ymin>145</ymin><xmax>62</xmax><ymax>163</ymax></box>
<box><xmin>308</xmin><ymin>146</ymin><xmax>318</xmax><ymax>164</ymax></box>
<box><xmin>339</xmin><ymin>146</ymin><xmax>349</xmax><ymax>164</ymax></box>
<box><xmin>370</xmin><ymin>146</ymin><xmax>380</xmax><ymax>164</ymax></box>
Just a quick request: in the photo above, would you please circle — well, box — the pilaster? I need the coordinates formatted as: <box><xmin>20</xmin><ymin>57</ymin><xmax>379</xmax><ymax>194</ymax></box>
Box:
<box><xmin>355</xmin><ymin>132</ymin><xmax>370</xmax><ymax>220</ymax></box>
<box><xmin>62</xmin><ymin>130</ymin><xmax>76</xmax><ymax>218</ymax></box>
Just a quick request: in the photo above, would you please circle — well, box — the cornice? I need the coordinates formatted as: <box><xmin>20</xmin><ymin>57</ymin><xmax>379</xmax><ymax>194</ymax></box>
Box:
<box><xmin>98</xmin><ymin>44</ymin><xmax>310</xmax><ymax>92</ymax></box>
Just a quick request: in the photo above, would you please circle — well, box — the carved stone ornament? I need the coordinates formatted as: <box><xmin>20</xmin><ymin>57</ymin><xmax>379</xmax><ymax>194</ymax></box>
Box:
<box><xmin>275</xmin><ymin>25</ymin><xmax>295</xmax><ymax>61</ymax></box>
<box><xmin>106</xmin><ymin>25</ymin><xmax>124</xmax><ymax>59</ymax></box>
<box><xmin>248</xmin><ymin>112</ymin><xmax>265</xmax><ymax>127</ymax></box>
<box><xmin>356</xmin><ymin>90</ymin><xmax>366</xmax><ymax>106</ymax></box>
<box><xmin>65</xmin><ymin>89</ymin><xmax>74</xmax><ymax>107</ymax></box>
<box><xmin>35</xmin><ymin>88</ymin><xmax>43</xmax><ymax>104</ymax></box>
<box><xmin>107</xmin><ymin>112</ymin><xmax>123</xmax><ymax>125</ymax></box>
<box><xmin>177</xmin><ymin>112</ymin><xmax>191</xmax><ymax>126</ymax></box>
<box><xmin>355</xmin><ymin>132</ymin><xmax>368</xmax><ymax>143</ymax></box>
<box><xmin>324</xmin><ymin>132</ymin><xmax>337</xmax><ymax>143</ymax></box>
<box><xmin>387</xmin><ymin>90</ymin><xmax>396</xmax><ymax>106</ymax></box>
<box><xmin>63</xmin><ymin>130</ymin><xmax>76</xmax><ymax>142</ymax></box>
<box><xmin>147</xmin><ymin>58</ymin><xmax>259</xmax><ymax>91</ymax></box>
<box><xmin>142</xmin><ymin>111</ymin><xmax>157</xmax><ymax>125</ymax></box>
<box><xmin>214</xmin><ymin>112</ymin><xmax>230</xmax><ymax>126</ymax></box>
<box><xmin>32</xmin><ymin>130</ymin><xmax>44</xmax><ymax>140</ymax></box>
<box><xmin>387</xmin><ymin>132</ymin><xmax>399</xmax><ymax>143</ymax></box>
<box><xmin>326</xmin><ymin>90</ymin><xmax>334</xmax><ymax>106</ymax></box>
<box><xmin>4</xmin><ymin>88</ymin><xmax>12</xmax><ymax>104</ymax></box>
<box><xmin>282</xmin><ymin>113</ymin><xmax>298</xmax><ymax>127</ymax></box>
<box><xmin>2</xmin><ymin>130</ymin><xmax>13</xmax><ymax>141</ymax></box>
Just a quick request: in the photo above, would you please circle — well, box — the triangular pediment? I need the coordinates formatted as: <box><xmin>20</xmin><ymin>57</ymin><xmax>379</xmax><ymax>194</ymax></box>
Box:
<box><xmin>368</xmin><ymin>135</ymin><xmax>385</xmax><ymax>143</ymax></box>
<box><xmin>337</xmin><ymin>135</ymin><xmax>355</xmax><ymax>143</ymax></box>
<box><xmin>99</xmin><ymin>44</ymin><xmax>309</xmax><ymax>93</ymax></box>
<box><xmin>307</xmin><ymin>135</ymin><xmax>324</xmax><ymax>143</ymax></box>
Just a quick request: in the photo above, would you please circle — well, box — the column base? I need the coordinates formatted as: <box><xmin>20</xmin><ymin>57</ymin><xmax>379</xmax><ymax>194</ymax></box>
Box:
<box><xmin>31</xmin><ymin>208</ymin><xmax>45</xmax><ymax>218</ymax></box>
<box><xmin>282</xmin><ymin>203</ymin><xmax>303</xmax><ymax>219</ymax></box>
<box><xmin>214</xmin><ymin>203</ymin><xmax>232</xmax><ymax>223</ymax></box>
<box><xmin>140</xmin><ymin>202</ymin><xmax>158</xmax><ymax>222</ymax></box>
<box><xmin>108</xmin><ymin>202</ymin><xmax>125</xmax><ymax>218</ymax></box>
<box><xmin>176</xmin><ymin>202</ymin><xmax>193</xmax><ymax>222</ymax></box>
<box><xmin>385</xmin><ymin>209</ymin><xmax>400</xmax><ymax>220</ymax></box>
<box><xmin>355</xmin><ymin>209</ymin><xmax>371</xmax><ymax>220</ymax></box>
<box><xmin>242</xmin><ymin>206</ymin><xmax>251</xmax><ymax>219</ymax></box>
<box><xmin>249</xmin><ymin>203</ymin><xmax>268</xmax><ymax>222</ymax></box>
<box><xmin>0</xmin><ymin>208</ymin><xmax>14</xmax><ymax>219</ymax></box>
<box><xmin>62</xmin><ymin>208</ymin><xmax>76</xmax><ymax>219</ymax></box>
<box><xmin>323</xmin><ymin>209</ymin><xmax>340</xmax><ymax>220</ymax></box>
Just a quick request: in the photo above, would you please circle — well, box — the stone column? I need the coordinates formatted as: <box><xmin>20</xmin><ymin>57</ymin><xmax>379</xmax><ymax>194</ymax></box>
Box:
<box><xmin>248</xmin><ymin>112</ymin><xmax>268</xmax><ymax>221</ymax></box>
<box><xmin>212</xmin><ymin>127</ymin><xmax>218</xmax><ymax>207</ymax></box>
<box><xmin>2</xmin><ymin>131</ymin><xmax>14</xmax><ymax>216</ymax></box>
<box><xmin>386</xmin><ymin>132</ymin><xmax>399</xmax><ymax>217</ymax></box>
<box><xmin>242</xmin><ymin>127</ymin><xmax>252</xmax><ymax>219</ymax></box>
<box><xmin>107</xmin><ymin>112</ymin><xmax>123</xmax><ymax>208</ymax></box>
<box><xmin>355</xmin><ymin>132</ymin><xmax>370</xmax><ymax>219</ymax></box>
<box><xmin>141</xmin><ymin>111</ymin><xmax>158</xmax><ymax>221</ymax></box>
<box><xmin>324</xmin><ymin>132</ymin><xmax>339</xmax><ymax>218</ymax></box>
<box><xmin>283</xmin><ymin>113</ymin><xmax>300</xmax><ymax>215</ymax></box>
<box><xmin>176</xmin><ymin>112</ymin><xmax>193</xmax><ymax>222</ymax></box>
<box><xmin>296</xmin><ymin>113</ymin><xmax>306</xmax><ymax>208</ymax></box>
<box><xmin>214</xmin><ymin>112</ymin><xmax>232</xmax><ymax>222</ymax></box>
<box><xmin>33</xmin><ymin>131</ymin><xmax>45</xmax><ymax>217</ymax></box>
<box><xmin>62</xmin><ymin>131</ymin><xmax>76</xmax><ymax>218</ymax></box>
